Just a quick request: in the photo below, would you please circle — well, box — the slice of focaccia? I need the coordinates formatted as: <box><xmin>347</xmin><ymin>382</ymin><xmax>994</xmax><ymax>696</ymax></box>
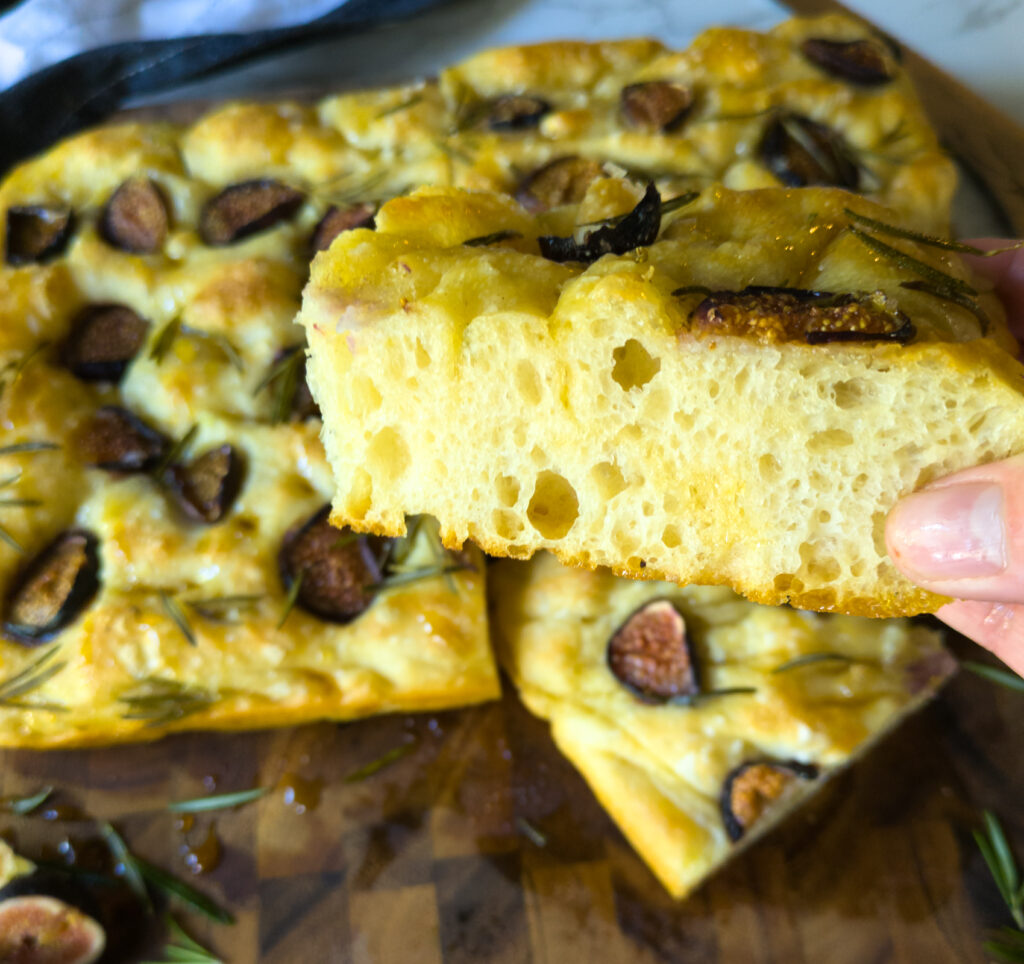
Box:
<box><xmin>300</xmin><ymin>180</ymin><xmax>1024</xmax><ymax>617</ymax></box>
<box><xmin>489</xmin><ymin>553</ymin><xmax>955</xmax><ymax>899</ymax></box>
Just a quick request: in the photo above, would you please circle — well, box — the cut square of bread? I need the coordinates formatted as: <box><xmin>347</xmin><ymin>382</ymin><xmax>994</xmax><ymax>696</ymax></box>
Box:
<box><xmin>489</xmin><ymin>552</ymin><xmax>955</xmax><ymax>899</ymax></box>
<box><xmin>300</xmin><ymin>180</ymin><xmax>1024</xmax><ymax>617</ymax></box>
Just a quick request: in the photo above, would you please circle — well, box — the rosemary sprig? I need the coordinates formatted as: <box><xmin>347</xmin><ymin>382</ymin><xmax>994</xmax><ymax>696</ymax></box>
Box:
<box><xmin>899</xmin><ymin>280</ymin><xmax>991</xmax><ymax>335</ymax></box>
<box><xmin>254</xmin><ymin>349</ymin><xmax>303</xmax><ymax>425</ymax></box>
<box><xmin>150</xmin><ymin>317</ymin><xmax>183</xmax><ymax>364</ymax></box>
<box><xmin>845</xmin><ymin>208</ymin><xmax>1024</xmax><ymax>258</ymax></box>
<box><xmin>0</xmin><ymin>497</ymin><xmax>41</xmax><ymax>508</ymax></box>
<box><xmin>0</xmin><ymin>647</ymin><xmax>67</xmax><ymax>710</ymax></box>
<box><xmin>0</xmin><ymin>471</ymin><xmax>21</xmax><ymax>489</ymax></box>
<box><xmin>375</xmin><ymin>92</ymin><xmax>424</xmax><ymax>119</ymax></box>
<box><xmin>119</xmin><ymin>678</ymin><xmax>216</xmax><ymax>728</ymax></box>
<box><xmin>185</xmin><ymin>594</ymin><xmax>262</xmax><ymax>623</ymax></box>
<box><xmin>168</xmin><ymin>787</ymin><xmax>267</xmax><ymax>814</ymax></box>
<box><xmin>516</xmin><ymin>817</ymin><xmax>548</xmax><ymax>848</ymax></box>
<box><xmin>463</xmin><ymin>230</ymin><xmax>523</xmax><ymax>247</ymax></box>
<box><xmin>668</xmin><ymin>686</ymin><xmax>757</xmax><ymax>707</ymax></box>
<box><xmin>152</xmin><ymin>424</ymin><xmax>198</xmax><ymax>479</ymax></box>
<box><xmin>771</xmin><ymin>652</ymin><xmax>857</xmax><ymax>674</ymax></box>
<box><xmin>160</xmin><ymin>591</ymin><xmax>196</xmax><ymax>646</ymax></box>
<box><xmin>136</xmin><ymin>859</ymin><xmax>235</xmax><ymax>924</ymax></box>
<box><xmin>848</xmin><ymin>226</ymin><xmax>977</xmax><ymax>297</ymax></box>
<box><xmin>0</xmin><ymin>342</ymin><xmax>49</xmax><ymax>403</ymax></box>
<box><xmin>277</xmin><ymin>572</ymin><xmax>303</xmax><ymax>629</ymax></box>
<box><xmin>371</xmin><ymin>563</ymin><xmax>470</xmax><ymax>593</ymax></box>
<box><xmin>195</xmin><ymin>329</ymin><xmax>244</xmax><ymax>373</ymax></box>
<box><xmin>142</xmin><ymin>917</ymin><xmax>224</xmax><ymax>964</ymax></box>
<box><xmin>974</xmin><ymin>810</ymin><xmax>1024</xmax><ymax>961</ymax></box>
<box><xmin>424</xmin><ymin>519</ymin><xmax>462</xmax><ymax>594</ymax></box>
<box><xmin>100</xmin><ymin>821</ymin><xmax>151</xmax><ymax>909</ymax></box>
<box><xmin>672</xmin><ymin>284</ymin><xmax>714</xmax><ymax>298</ymax></box>
<box><xmin>0</xmin><ymin>785</ymin><xmax>53</xmax><ymax>815</ymax></box>
<box><xmin>0</xmin><ymin>522</ymin><xmax>22</xmax><ymax>553</ymax></box>
<box><xmin>963</xmin><ymin>661</ymin><xmax>1024</xmax><ymax>693</ymax></box>
<box><xmin>0</xmin><ymin>441</ymin><xmax>59</xmax><ymax>455</ymax></box>
<box><xmin>314</xmin><ymin>168</ymin><xmax>391</xmax><ymax>207</ymax></box>
<box><xmin>344</xmin><ymin>743</ymin><xmax>415</xmax><ymax>783</ymax></box>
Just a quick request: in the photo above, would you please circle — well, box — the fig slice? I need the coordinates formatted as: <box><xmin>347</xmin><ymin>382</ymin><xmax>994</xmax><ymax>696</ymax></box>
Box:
<box><xmin>199</xmin><ymin>179</ymin><xmax>304</xmax><ymax>246</ymax></box>
<box><xmin>4</xmin><ymin>530</ymin><xmax>100</xmax><ymax>645</ymax></box>
<box><xmin>279</xmin><ymin>505</ymin><xmax>391</xmax><ymax>624</ymax></box>
<box><xmin>310</xmin><ymin>202</ymin><xmax>376</xmax><ymax>253</ymax></box>
<box><xmin>5</xmin><ymin>206</ymin><xmax>74</xmax><ymax>265</ymax></box>
<box><xmin>539</xmin><ymin>182</ymin><xmax>661</xmax><ymax>263</ymax></box>
<box><xmin>99</xmin><ymin>177</ymin><xmax>169</xmax><ymax>253</ymax></box>
<box><xmin>759</xmin><ymin>112</ymin><xmax>861</xmax><ymax>190</ymax></box>
<box><xmin>61</xmin><ymin>304</ymin><xmax>149</xmax><ymax>383</ymax></box>
<box><xmin>690</xmin><ymin>285</ymin><xmax>914</xmax><ymax>345</ymax></box>
<box><xmin>485</xmin><ymin>94</ymin><xmax>551</xmax><ymax>131</ymax></box>
<box><xmin>800</xmin><ymin>37</ymin><xmax>894</xmax><ymax>86</ymax></box>
<box><xmin>606</xmin><ymin>599</ymin><xmax>699</xmax><ymax>704</ymax></box>
<box><xmin>166</xmin><ymin>444</ymin><xmax>244</xmax><ymax>524</ymax></box>
<box><xmin>620</xmin><ymin>81</ymin><xmax>693</xmax><ymax>132</ymax></box>
<box><xmin>514</xmin><ymin>156</ymin><xmax>606</xmax><ymax>213</ymax></box>
<box><xmin>720</xmin><ymin>760</ymin><xmax>819</xmax><ymax>842</ymax></box>
<box><xmin>74</xmin><ymin>406</ymin><xmax>168</xmax><ymax>473</ymax></box>
<box><xmin>0</xmin><ymin>895</ymin><xmax>105</xmax><ymax>964</ymax></box>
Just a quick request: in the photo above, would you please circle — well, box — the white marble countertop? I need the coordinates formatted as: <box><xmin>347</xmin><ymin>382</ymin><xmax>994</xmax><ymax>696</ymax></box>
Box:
<box><xmin>146</xmin><ymin>0</ymin><xmax>1024</xmax><ymax>131</ymax></box>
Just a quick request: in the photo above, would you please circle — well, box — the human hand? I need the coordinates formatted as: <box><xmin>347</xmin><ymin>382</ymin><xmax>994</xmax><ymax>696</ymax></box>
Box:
<box><xmin>886</xmin><ymin>241</ymin><xmax>1024</xmax><ymax>677</ymax></box>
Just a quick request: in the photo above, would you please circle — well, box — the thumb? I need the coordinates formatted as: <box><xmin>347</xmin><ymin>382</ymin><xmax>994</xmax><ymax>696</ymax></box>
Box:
<box><xmin>885</xmin><ymin>455</ymin><xmax>1024</xmax><ymax>604</ymax></box>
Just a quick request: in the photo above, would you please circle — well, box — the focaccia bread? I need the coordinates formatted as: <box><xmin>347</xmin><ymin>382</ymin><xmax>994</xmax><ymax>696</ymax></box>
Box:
<box><xmin>490</xmin><ymin>553</ymin><xmax>955</xmax><ymax>899</ymax></box>
<box><xmin>300</xmin><ymin>180</ymin><xmax>1024</xmax><ymax>618</ymax></box>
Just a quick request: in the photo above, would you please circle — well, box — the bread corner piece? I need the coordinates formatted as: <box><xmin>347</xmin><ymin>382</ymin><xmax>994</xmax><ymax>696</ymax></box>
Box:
<box><xmin>489</xmin><ymin>553</ymin><xmax>955</xmax><ymax>899</ymax></box>
<box><xmin>300</xmin><ymin>179</ymin><xmax>1024</xmax><ymax>617</ymax></box>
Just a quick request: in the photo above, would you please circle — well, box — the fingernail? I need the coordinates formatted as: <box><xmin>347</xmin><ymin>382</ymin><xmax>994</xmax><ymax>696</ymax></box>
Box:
<box><xmin>888</xmin><ymin>482</ymin><xmax>1007</xmax><ymax>581</ymax></box>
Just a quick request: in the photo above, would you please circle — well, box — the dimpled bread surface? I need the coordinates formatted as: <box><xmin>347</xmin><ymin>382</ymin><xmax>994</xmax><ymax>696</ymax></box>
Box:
<box><xmin>301</xmin><ymin>180</ymin><xmax>1024</xmax><ymax>618</ymax></box>
<box><xmin>489</xmin><ymin>553</ymin><xmax>954</xmax><ymax>898</ymax></box>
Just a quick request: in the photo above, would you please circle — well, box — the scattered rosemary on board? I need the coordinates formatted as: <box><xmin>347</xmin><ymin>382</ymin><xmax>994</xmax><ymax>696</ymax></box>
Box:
<box><xmin>963</xmin><ymin>661</ymin><xmax>1024</xmax><ymax>693</ymax></box>
<box><xmin>344</xmin><ymin>743</ymin><xmax>415</xmax><ymax>783</ymax></box>
<box><xmin>100</xmin><ymin>821</ymin><xmax>150</xmax><ymax>908</ymax></box>
<box><xmin>167</xmin><ymin>787</ymin><xmax>268</xmax><ymax>814</ymax></box>
<box><xmin>974</xmin><ymin>810</ymin><xmax>1024</xmax><ymax>962</ymax></box>
<box><xmin>0</xmin><ymin>785</ymin><xmax>53</xmax><ymax>815</ymax></box>
<box><xmin>516</xmin><ymin>817</ymin><xmax>548</xmax><ymax>848</ymax></box>
<box><xmin>135</xmin><ymin>858</ymin><xmax>235</xmax><ymax>924</ymax></box>
<box><xmin>142</xmin><ymin>917</ymin><xmax>224</xmax><ymax>964</ymax></box>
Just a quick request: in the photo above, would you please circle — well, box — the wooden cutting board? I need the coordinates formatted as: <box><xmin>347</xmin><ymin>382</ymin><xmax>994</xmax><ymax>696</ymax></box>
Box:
<box><xmin>0</xmin><ymin>625</ymin><xmax>1021</xmax><ymax>963</ymax></box>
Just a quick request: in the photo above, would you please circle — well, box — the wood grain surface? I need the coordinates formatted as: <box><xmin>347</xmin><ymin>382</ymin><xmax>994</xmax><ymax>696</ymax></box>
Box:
<box><xmin>779</xmin><ymin>0</ymin><xmax>1024</xmax><ymax>235</ymax></box>
<box><xmin>0</xmin><ymin>626</ymin><xmax>1021</xmax><ymax>962</ymax></box>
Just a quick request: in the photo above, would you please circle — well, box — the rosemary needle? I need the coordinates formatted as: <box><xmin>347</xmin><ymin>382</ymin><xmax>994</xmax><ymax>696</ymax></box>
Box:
<box><xmin>0</xmin><ymin>785</ymin><xmax>53</xmax><ymax>815</ymax></box>
<box><xmin>159</xmin><ymin>591</ymin><xmax>196</xmax><ymax>646</ymax></box>
<box><xmin>167</xmin><ymin>787</ymin><xmax>268</xmax><ymax>814</ymax></box>
<box><xmin>963</xmin><ymin>661</ymin><xmax>1024</xmax><ymax>693</ymax></box>
<box><xmin>344</xmin><ymin>743</ymin><xmax>415</xmax><ymax>783</ymax></box>
<box><xmin>771</xmin><ymin>652</ymin><xmax>857</xmax><ymax>674</ymax></box>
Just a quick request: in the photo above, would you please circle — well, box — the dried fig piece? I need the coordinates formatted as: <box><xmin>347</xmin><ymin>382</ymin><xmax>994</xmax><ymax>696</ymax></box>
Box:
<box><xmin>540</xmin><ymin>182</ymin><xmax>661</xmax><ymax>263</ymax></box>
<box><xmin>166</xmin><ymin>444</ymin><xmax>244</xmax><ymax>524</ymax></box>
<box><xmin>515</xmin><ymin>156</ymin><xmax>606</xmax><ymax>213</ymax></box>
<box><xmin>310</xmin><ymin>202</ymin><xmax>375</xmax><ymax>253</ymax></box>
<box><xmin>485</xmin><ymin>94</ymin><xmax>551</xmax><ymax>131</ymax></box>
<box><xmin>759</xmin><ymin>112</ymin><xmax>860</xmax><ymax>190</ymax></box>
<box><xmin>99</xmin><ymin>177</ymin><xmax>169</xmax><ymax>253</ymax></box>
<box><xmin>75</xmin><ymin>406</ymin><xmax>168</xmax><ymax>473</ymax></box>
<box><xmin>607</xmin><ymin>599</ymin><xmax>699</xmax><ymax>703</ymax></box>
<box><xmin>61</xmin><ymin>304</ymin><xmax>149</xmax><ymax>383</ymax></box>
<box><xmin>690</xmin><ymin>286</ymin><xmax>914</xmax><ymax>345</ymax></box>
<box><xmin>279</xmin><ymin>505</ymin><xmax>391</xmax><ymax>624</ymax></box>
<box><xmin>5</xmin><ymin>206</ymin><xmax>74</xmax><ymax>265</ymax></box>
<box><xmin>801</xmin><ymin>37</ymin><xmax>894</xmax><ymax>86</ymax></box>
<box><xmin>199</xmin><ymin>179</ymin><xmax>304</xmax><ymax>246</ymax></box>
<box><xmin>620</xmin><ymin>81</ymin><xmax>693</xmax><ymax>132</ymax></box>
<box><xmin>0</xmin><ymin>896</ymin><xmax>105</xmax><ymax>964</ymax></box>
<box><xmin>3</xmin><ymin>531</ymin><xmax>100</xmax><ymax>645</ymax></box>
<box><xmin>720</xmin><ymin>760</ymin><xmax>819</xmax><ymax>842</ymax></box>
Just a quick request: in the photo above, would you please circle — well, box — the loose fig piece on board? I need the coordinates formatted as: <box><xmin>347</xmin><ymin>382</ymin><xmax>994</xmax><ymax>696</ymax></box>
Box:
<box><xmin>310</xmin><ymin>202</ymin><xmax>376</xmax><ymax>253</ymax></box>
<box><xmin>620</xmin><ymin>81</ymin><xmax>693</xmax><ymax>132</ymax></box>
<box><xmin>606</xmin><ymin>599</ymin><xmax>699</xmax><ymax>703</ymax></box>
<box><xmin>3</xmin><ymin>531</ymin><xmax>100</xmax><ymax>645</ymax></box>
<box><xmin>166</xmin><ymin>444</ymin><xmax>244</xmax><ymax>523</ymax></box>
<box><xmin>690</xmin><ymin>286</ymin><xmax>914</xmax><ymax>345</ymax></box>
<box><xmin>759</xmin><ymin>112</ymin><xmax>861</xmax><ymax>190</ymax></box>
<box><xmin>62</xmin><ymin>304</ymin><xmax>149</xmax><ymax>382</ymax></box>
<box><xmin>0</xmin><ymin>889</ymin><xmax>105</xmax><ymax>964</ymax></box>
<box><xmin>199</xmin><ymin>179</ymin><xmax>304</xmax><ymax>246</ymax></box>
<box><xmin>4</xmin><ymin>206</ymin><xmax>74</xmax><ymax>265</ymax></box>
<box><xmin>279</xmin><ymin>505</ymin><xmax>391</xmax><ymax>624</ymax></box>
<box><xmin>720</xmin><ymin>760</ymin><xmax>820</xmax><ymax>842</ymax></box>
<box><xmin>75</xmin><ymin>406</ymin><xmax>168</xmax><ymax>473</ymax></box>
<box><xmin>99</xmin><ymin>177</ymin><xmax>169</xmax><ymax>253</ymax></box>
<box><xmin>800</xmin><ymin>37</ymin><xmax>894</xmax><ymax>86</ymax></box>
<box><xmin>514</xmin><ymin>156</ymin><xmax>606</xmax><ymax>213</ymax></box>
